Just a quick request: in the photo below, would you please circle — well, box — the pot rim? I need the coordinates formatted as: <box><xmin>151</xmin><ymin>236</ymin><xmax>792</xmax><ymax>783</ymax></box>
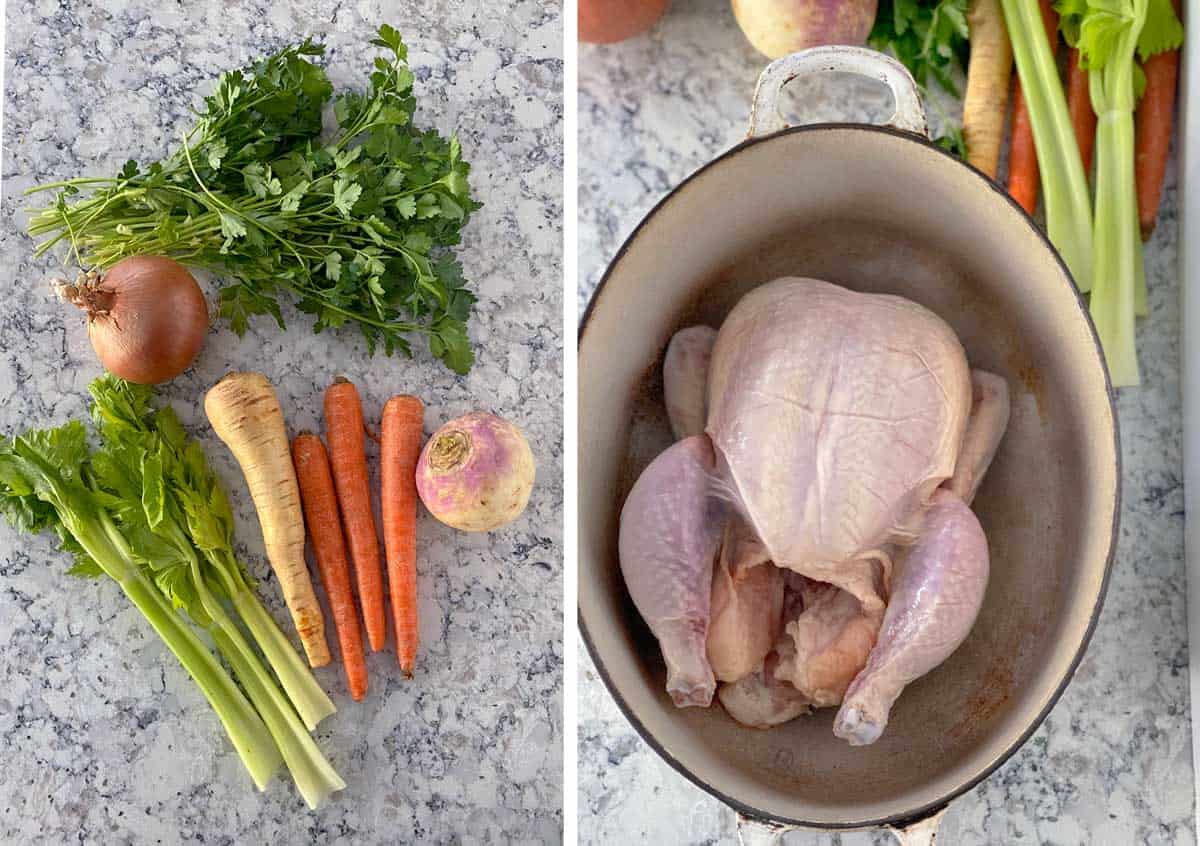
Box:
<box><xmin>577</xmin><ymin>121</ymin><xmax>1122</xmax><ymax>829</ymax></box>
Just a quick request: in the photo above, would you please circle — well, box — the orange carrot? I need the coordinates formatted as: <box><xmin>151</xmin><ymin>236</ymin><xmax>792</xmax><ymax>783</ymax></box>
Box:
<box><xmin>324</xmin><ymin>377</ymin><xmax>387</xmax><ymax>652</ymax></box>
<box><xmin>1067</xmin><ymin>47</ymin><xmax>1097</xmax><ymax>176</ymax></box>
<box><xmin>292</xmin><ymin>433</ymin><xmax>368</xmax><ymax>701</ymax></box>
<box><xmin>1008</xmin><ymin>83</ymin><xmax>1040</xmax><ymax>214</ymax></box>
<box><xmin>1135</xmin><ymin>3</ymin><xmax>1181</xmax><ymax>241</ymax></box>
<box><xmin>381</xmin><ymin>396</ymin><xmax>424</xmax><ymax>677</ymax></box>
<box><xmin>1007</xmin><ymin>0</ymin><xmax>1060</xmax><ymax>213</ymax></box>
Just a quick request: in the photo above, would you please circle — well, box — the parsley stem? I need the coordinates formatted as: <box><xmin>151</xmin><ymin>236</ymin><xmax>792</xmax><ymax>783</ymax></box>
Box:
<box><xmin>24</xmin><ymin>176</ymin><xmax>117</xmax><ymax>194</ymax></box>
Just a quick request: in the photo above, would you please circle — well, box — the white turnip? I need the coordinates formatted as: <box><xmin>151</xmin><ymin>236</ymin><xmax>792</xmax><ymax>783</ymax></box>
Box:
<box><xmin>416</xmin><ymin>412</ymin><xmax>535</xmax><ymax>532</ymax></box>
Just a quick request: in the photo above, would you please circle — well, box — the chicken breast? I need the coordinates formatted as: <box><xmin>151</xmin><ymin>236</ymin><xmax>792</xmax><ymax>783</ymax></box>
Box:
<box><xmin>706</xmin><ymin>277</ymin><xmax>972</xmax><ymax>606</ymax></box>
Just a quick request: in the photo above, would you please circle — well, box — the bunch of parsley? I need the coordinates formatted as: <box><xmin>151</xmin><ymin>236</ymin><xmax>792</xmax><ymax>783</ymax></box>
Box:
<box><xmin>869</xmin><ymin>0</ymin><xmax>971</xmax><ymax>154</ymax></box>
<box><xmin>27</xmin><ymin>25</ymin><xmax>481</xmax><ymax>374</ymax></box>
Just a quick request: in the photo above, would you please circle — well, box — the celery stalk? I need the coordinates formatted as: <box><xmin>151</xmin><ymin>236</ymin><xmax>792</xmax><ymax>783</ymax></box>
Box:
<box><xmin>212</xmin><ymin>626</ymin><xmax>346</xmax><ymax>808</ymax></box>
<box><xmin>101</xmin><ymin>523</ymin><xmax>283</xmax><ymax>791</ymax></box>
<box><xmin>226</xmin><ymin>579</ymin><xmax>337</xmax><ymax>731</ymax></box>
<box><xmin>170</xmin><ymin>525</ymin><xmax>345</xmax><ymax>808</ymax></box>
<box><xmin>1134</xmin><ymin>195</ymin><xmax>1148</xmax><ymax>318</ymax></box>
<box><xmin>1085</xmin><ymin>0</ymin><xmax>1148</xmax><ymax>387</ymax></box>
<box><xmin>1000</xmin><ymin>0</ymin><xmax>1094</xmax><ymax>290</ymax></box>
<box><xmin>1089</xmin><ymin>111</ymin><xmax>1141</xmax><ymax>384</ymax></box>
<box><xmin>0</xmin><ymin>428</ymin><xmax>283</xmax><ymax>791</ymax></box>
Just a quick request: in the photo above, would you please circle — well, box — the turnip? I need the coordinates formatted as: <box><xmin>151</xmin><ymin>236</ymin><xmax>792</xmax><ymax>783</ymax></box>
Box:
<box><xmin>731</xmin><ymin>0</ymin><xmax>878</xmax><ymax>59</ymax></box>
<box><xmin>416</xmin><ymin>412</ymin><xmax>535</xmax><ymax>532</ymax></box>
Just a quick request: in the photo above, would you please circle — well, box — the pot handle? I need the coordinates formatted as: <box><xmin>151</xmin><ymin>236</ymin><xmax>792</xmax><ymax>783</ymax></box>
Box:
<box><xmin>885</xmin><ymin>806</ymin><xmax>949</xmax><ymax>845</ymax></box>
<box><xmin>747</xmin><ymin>45</ymin><xmax>928</xmax><ymax>140</ymax></box>
<box><xmin>735</xmin><ymin>811</ymin><xmax>796</xmax><ymax>845</ymax></box>
<box><xmin>734</xmin><ymin>804</ymin><xmax>947</xmax><ymax>844</ymax></box>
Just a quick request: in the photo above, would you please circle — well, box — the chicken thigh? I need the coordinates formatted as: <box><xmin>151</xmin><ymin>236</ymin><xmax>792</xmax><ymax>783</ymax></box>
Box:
<box><xmin>619</xmin><ymin>435</ymin><xmax>727</xmax><ymax>707</ymax></box>
<box><xmin>835</xmin><ymin>489</ymin><xmax>989</xmax><ymax>745</ymax></box>
<box><xmin>664</xmin><ymin>340</ymin><xmax>784</xmax><ymax>685</ymax></box>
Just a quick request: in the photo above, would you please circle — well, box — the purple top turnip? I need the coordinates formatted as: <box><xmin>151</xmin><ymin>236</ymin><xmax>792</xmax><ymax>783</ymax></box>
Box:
<box><xmin>416</xmin><ymin>412</ymin><xmax>535</xmax><ymax>532</ymax></box>
<box><xmin>732</xmin><ymin>0</ymin><xmax>878</xmax><ymax>59</ymax></box>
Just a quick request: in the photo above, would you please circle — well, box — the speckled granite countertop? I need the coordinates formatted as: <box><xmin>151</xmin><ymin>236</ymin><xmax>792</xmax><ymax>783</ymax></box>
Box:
<box><xmin>577</xmin><ymin>2</ymin><xmax>1193</xmax><ymax>843</ymax></box>
<box><xmin>0</xmin><ymin>1</ymin><xmax>562</xmax><ymax>843</ymax></box>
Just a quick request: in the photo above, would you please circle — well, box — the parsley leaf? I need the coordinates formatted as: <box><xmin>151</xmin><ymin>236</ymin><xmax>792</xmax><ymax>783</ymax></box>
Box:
<box><xmin>332</xmin><ymin>177</ymin><xmax>362</xmax><ymax>217</ymax></box>
<box><xmin>870</xmin><ymin>0</ymin><xmax>970</xmax><ymax>151</ymax></box>
<box><xmin>870</xmin><ymin>0</ymin><xmax>970</xmax><ymax>95</ymax></box>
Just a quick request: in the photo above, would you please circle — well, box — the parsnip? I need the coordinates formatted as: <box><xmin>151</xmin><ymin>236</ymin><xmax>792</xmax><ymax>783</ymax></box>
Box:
<box><xmin>963</xmin><ymin>0</ymin><xmax>1014</xmax><ymax>179</ymax></box>
<box><xmin>205</xmin><ymin>372</ymin><xmax>331</xmax><ymax>668</ymax></box>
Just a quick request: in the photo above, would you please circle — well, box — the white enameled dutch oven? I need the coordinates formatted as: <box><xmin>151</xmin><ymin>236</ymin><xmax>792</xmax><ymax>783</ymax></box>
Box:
<box><xmin>578</xmin><ymin>47</ymin><xmax>1119</xmax><ymax>844</ymax></box>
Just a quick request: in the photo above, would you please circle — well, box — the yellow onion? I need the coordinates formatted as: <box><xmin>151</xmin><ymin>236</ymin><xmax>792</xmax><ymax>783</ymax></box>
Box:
<box><xmin>60</xmin><ymin>255</ymin><xmax>208</xmax><ymax>384</ymax></box>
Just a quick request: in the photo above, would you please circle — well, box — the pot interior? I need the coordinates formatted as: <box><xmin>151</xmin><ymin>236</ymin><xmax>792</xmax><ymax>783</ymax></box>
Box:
<box><xmin>578</xmin><ymin>126</ymin><xmax>1118</xmax><ymax>826</ymax></box>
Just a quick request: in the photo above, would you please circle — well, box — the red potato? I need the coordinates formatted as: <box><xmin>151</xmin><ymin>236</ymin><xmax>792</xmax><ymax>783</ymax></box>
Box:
<box><xmin>732</xmin><ymin>0</ymin><xmax>878</xmax><ymax>59</ymax></box>
<box><xmin>580</xmin><ymin>0</ymin><xmax>671</xmax><ymax>44</ymax></box>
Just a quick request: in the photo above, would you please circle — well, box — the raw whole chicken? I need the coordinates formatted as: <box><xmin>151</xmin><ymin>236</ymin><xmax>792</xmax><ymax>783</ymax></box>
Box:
<box><xmin>619</xmin><ymin>277</ymin><xmax>1009</xmax><ymax>744</ymax></box>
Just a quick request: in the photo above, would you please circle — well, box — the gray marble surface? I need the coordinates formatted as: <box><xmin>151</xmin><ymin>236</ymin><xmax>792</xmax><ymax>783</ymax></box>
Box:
<box><xmin>577</xmin><ymin>1</ymin><xmax>1193</xmax><ymax>843</ymax></box>
<box><xmin>0</xmin><ymin>1</ymin><xmax>561</xmax><ymax>843</ymax></box>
